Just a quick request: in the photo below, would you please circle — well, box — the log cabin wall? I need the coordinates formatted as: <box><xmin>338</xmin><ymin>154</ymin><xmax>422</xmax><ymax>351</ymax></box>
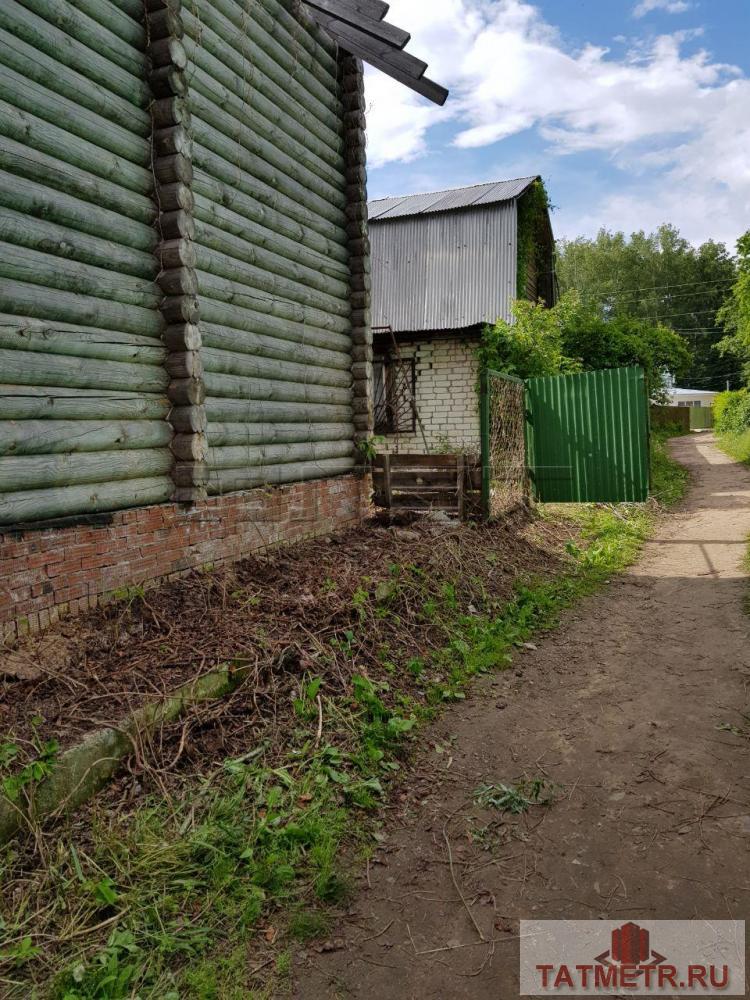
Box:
<box><xmin>180</xmin><ymin>0</ymin><xmax>356</xmax><ymax>497</ymax></box>
<box><xmin>0</xmin><ymin>0</ymin><xmax>360</xmax><ymax>528</ymax></box>
<box><xmin>0</xmin><ymin>0</ymin><xmax>173</xmax><ymax>524</ymax></box>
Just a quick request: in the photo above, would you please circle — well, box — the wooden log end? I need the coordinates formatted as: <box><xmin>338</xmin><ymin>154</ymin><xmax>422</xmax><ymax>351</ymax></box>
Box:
<box><xmin>162</xmin><ymin>294</ymin><xmax>199</xmax><ymax>325</ymax></box>
<box><xmin>171</xmin><ymin>433</ymin><xmax>208</xmax><ymax>462</ymax></box>
<box><xmin>170</xmin><ymin>404</ymin><xmax>207</xmax><ymax>433</ymax></box>
<box><xmin>165</xmin><ymin>349</ymin><xmax>204</xmax><ymax>380</ymax></box>
<box><xmin>159</xmin><ymin>210</ymin><xmax>196</xmax><ymax>241</ymax></box>
<box><xmin>168</xmin><ymin>375</ymin><xmax>205</xmax><ymax>406</ymax></box>
<box><xmin>163</xmin><ymin>322</ymin><xmax>202</xmax><ymax>351</ymax></box>
<box><xmin>157</xmin><ymin>267</ymin><xmax>199</xmax><ymax>297</ymax></box>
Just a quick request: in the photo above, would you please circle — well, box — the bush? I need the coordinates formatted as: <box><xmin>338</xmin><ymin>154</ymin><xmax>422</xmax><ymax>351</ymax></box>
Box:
<box><xmin>714</xmin><ymin>389</ymin><xmax>750</xmax><ymax>434</ymax></box>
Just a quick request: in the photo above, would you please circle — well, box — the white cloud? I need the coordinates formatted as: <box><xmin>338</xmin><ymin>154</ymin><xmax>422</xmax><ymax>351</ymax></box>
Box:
<box><xmin>633</xmin><ymin>0</ymin><xmax>691</xmax><ymax>19</ymax></box>
<box><xmin>364</xmin><ymin>0</ymin><xmax>749</xmax><ymax>246</ymax></box>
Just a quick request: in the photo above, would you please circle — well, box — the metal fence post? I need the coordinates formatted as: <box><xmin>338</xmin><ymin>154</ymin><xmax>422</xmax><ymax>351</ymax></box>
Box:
<box><xmin>480</xmin><ymin>367</ymin><xmax>491</xmax><ymax>520</ymax></box>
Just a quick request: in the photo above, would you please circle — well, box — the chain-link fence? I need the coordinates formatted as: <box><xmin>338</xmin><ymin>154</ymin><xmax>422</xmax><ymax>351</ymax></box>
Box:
<box><xmin>480</xmin><ymin>369</ymin><xmax>528</xmax><ymax>518</ymax></box>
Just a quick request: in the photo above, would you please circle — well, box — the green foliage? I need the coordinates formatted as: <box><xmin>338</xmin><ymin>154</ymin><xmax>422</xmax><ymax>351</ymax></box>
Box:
<box><xmin>557</xmin><ymin>224</ymin><xmax>738</xmax><ymax>391</ymax></box>
<box><xmin>356</xmin><ymin>436</ymin><xmax>385</xmax><ymax>463</ymax></box>
<box><xmin>717</xmin><ymin>232</ymin><xmax>750</xmax><ymax>381</ymax></box>
<box><xmin>561</xmin><ymin>309</ymin><xmax>691</xmax><ymax>402</ymax></box>
<box><xmin>1</xmin><ymin>719</ymin><xmax>59</xmax><ymax>804</ymax></box>
<box><xmin>714</xmin><ymin>388</ymin><xmax>750</xmax><ymax>434</ymax></box>
<box><xmin>479</xmin><ymin>291</ymin><xmax>690</xmax><ymax>399</ymax></box>
<box><xmin>479</xmin><ymin>292</ymin><xmax>581</xmax><ymax>379</ymax></box>
<box><xmin>714</xmin><ymin>386</ymin><xmax>750</xmax><ymax>466</ymax></box>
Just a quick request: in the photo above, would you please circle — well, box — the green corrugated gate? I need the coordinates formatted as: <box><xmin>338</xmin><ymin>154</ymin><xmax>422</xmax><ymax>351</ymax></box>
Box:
<box><xmin>525</xmin><ymin>366</ymin><xmax>650</xmax><ymax>503</ymax></box>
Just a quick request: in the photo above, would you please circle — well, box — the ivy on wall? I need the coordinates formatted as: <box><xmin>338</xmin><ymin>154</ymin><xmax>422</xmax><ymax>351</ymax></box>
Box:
<box><xmin>516</xmin><ymin>179</ymin><xmax>553</xmax><ymax>300</ymax></box>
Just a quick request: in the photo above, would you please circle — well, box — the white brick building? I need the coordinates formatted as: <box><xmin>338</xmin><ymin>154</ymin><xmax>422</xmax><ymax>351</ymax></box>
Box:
<box><xmin>369</xmin><ymin>178</ymin><xmax>556</xmax><ymax>455</ymax></box>
<box><xmin>378</xmin><ymin>337</ymin><xmax>482</xmax><ymax>454</ymax></box>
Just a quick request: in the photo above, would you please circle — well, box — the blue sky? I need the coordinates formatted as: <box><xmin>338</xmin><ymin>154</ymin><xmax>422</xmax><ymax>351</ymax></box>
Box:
<box><xmin>364</xmin><ymin>0</ymin><xmax>750</xmax><ymax>249</ymax></box>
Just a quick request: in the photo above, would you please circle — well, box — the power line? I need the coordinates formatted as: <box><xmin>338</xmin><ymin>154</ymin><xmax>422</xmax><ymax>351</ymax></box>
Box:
<box><xmin>569</xmin><ymin>275</ymin><xmax>736</xmax><ymax>297</ymax></box>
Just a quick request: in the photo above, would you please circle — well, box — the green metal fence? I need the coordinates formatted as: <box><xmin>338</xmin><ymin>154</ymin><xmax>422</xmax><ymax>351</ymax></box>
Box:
<box><xmin>525</xmin><ymin>366</ymin><xmax>650</xmax><ymax>503</ymax></box>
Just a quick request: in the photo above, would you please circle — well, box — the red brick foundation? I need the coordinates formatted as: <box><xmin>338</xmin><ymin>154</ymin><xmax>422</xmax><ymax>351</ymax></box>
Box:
<box><xmin>0</xmin><ymin>474</ymin><xmax>371</xmax><ymax>642</ymax></box>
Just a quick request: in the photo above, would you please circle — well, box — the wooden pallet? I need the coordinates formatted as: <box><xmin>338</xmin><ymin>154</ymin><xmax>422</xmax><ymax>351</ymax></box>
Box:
<box><xmin>372</xmin><ymin>453</ymin><xmax>480</xmax><ymax>518</ymax></box>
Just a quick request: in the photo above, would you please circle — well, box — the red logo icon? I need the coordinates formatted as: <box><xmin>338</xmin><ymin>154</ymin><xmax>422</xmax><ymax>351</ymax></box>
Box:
<box><xmin>595</xmin><ymin>922</ymin><xmax>666</xmax><ymax>970</ymax></box>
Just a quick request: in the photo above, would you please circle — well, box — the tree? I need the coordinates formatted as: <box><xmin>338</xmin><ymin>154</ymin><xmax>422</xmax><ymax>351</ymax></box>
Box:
<box><xmin>478</xmin><ymin>294</ymin><xmax>580</xmax><ymax>380</ymax></box>
<box><xmin>557</xmin><ymin>225</ymin><xmax>737</xmax><ymax>391</ymax></box>
<box><xmin>561</xmin><ymin>309</ymin><xmax>692</xmax><ymax>403</ymax></box>
<box><xmin>717</xmin><ymin>232</ymin><xmax>750</xmax><ymax>381</ymax></box>
<box><xmin>480</xmin><ymin>293</ymin><xmax>691</xmax><ymax>401</ymax></box>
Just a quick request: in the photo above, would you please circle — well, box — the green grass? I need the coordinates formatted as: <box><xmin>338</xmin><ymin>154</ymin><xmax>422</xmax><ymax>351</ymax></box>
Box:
<box><xmin>0</xmin><ymin>435</ymin><xmax>688</xmax><ymax>999</ymax></box>
<box><xmin>716</xmin><ymin>427</ymin><xmax>750</xmax><ymax>465</ymax></box>
<box><xmin>650</xmin><ymin>428</ymin><xmax>690</xmax><ymax>507</ymax></box>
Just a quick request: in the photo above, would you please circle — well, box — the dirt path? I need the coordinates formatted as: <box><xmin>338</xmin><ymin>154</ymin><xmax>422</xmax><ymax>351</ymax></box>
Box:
<box><xmin>293</xmin><ymin>434</ymin><xmax>750</xmax><ymax>998</ymax></box>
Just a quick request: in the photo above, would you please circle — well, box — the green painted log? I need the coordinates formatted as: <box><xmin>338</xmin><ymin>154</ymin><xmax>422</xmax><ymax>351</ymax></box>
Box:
<box><xmin>0</xmin><ymin>207</ymin><xmax>156</xmax><ymax>281</ymax></box>
<box><xmin>0</xmin><ymin>420</ymin><xmax>172</xmax><ymax>456</ymax></box>
<box><xmin>195</xmin><ymin>220</ymin><xmax>349</xmax><ymax>309</ymax></box>
<box><xmin>0</xmin><ymin>244</ymin><xmax>161</xmax><ymax>312</ymax></box>
<box><xmin>0</xmin><ymin>321</ymin><xmax>164</xmax><ymax>361</ymax></box>
<box><xmin>182</xmin><ymin>34</ymin><xmax>343</xmax><ymax>173</ymax></box>
<box><xmin>114</xmin><ymin>0</ymin><xmax>144</xmax><ymax>20</ymax></box>
<box><xmin>206</xmin><ymin>456</ymin><xmax>354</xmax><ymax>495</ymax></box>
<box><xmin>0</xmin><ymin>26</ymin><xmax>150</xmax><ymax>135</ymax></box>
<box><xmin>193</xmin><ymin>190</ymin><xmax>349</xmax><ymax>279</ymax></box>
<box><xmin>63</xmin><ymin>0</ymin><xmax>145</xmax><ymax>48</ymax></box>
<box><xmin>181</xmin><ymin>16</ymin><xmax>341</xmax><ymax>158</ymax></box>
<box><xmin>17</xmin><ymin>0</ymin><xmax>146</xmax><ymax>77</ymax></box>
<box><xmin>0</xmin><ymin>475</ymin><xmax>172</xmax><ymax>525</ymax></box>
<box><xmin>0</xmin><ymin>2</ymin><xmax>150</xmax><ymax>108</ymax></box>
<box><xmin>0</xmin><ymin>169</ymin><xmax>156</xmax><ymax>253</ymax></box>
<box><xmin>0</xmin><ymin>282</ymin><xmax>163</xmax><ymax>343</ymax></box>
<box><xmin>0</xmin><ymin>449</ymin><xmax>173</xmax><ymax>492</ymax></box>
<box><xmin>205</xmin><ymin>397</ymin><xmax>352</xmax><ymax>424</ymax></box>
<box><xmin>208</xmin><ymin>438</ymin><xmax>354</xmax><ymax>472</ymax></box>
<box><xmin>200</xmin><ymin>321</ymin><xmax>350</xmax><ymax>373</ymax></box>
<box><xmin>183</xmin><ymin>1</ymin><xmax>340</xmax><ymax>132</ymax></box>
<box><xmin>0</xmin><ymin>123</ymin><xmax>153</xmax><ymax>219</ymax></box>
<box><xmin>220</xmin><ymin>0</ymin><xmax>338</xmax><ymax>72</ymax></box>
<box><xmin>203</xmin><ymin>369</ymin><xmax>351</xmax><ymax>406</ymax></box>
<box><xmin>0</xmin><ymin>343</ymin><xmax>168</xmax><ymax>392</ymax></box>
<box><xmin>192</xmin><ymin>166</ymin><xmax>348</xmax><ymax>265</ymax></box>
<box><xmin>197</xmin><ymin>271</ymin><xmax>350</xmax><ymax>337</ymax></box>
<box><xmin>188</xmin><ymin>87</ymin><xmax>346</xmax><ymax>211</ymax></box>
<box><xmin>208</xmin><ymin>421</ymin><xmax>353</xmax><ymax>447</ymax></box>
<box><xmin>0</xmin><ymin>63</ymin><xmax>150</xmax><ymax>169</ymax></box>
<box><xmin>207</xmin><ymin>0</ymin><xmax>339</xmax><ymax>104</ymax></box>
<box><xmin>202</xmin><ymin>345</ymin><xmax>352</xmax><ymax>389</ymax></box>
<box><xmin>0</xmin><ymin>667</ymin><xmax>238</xmax><ymax>844</ymax></box>
<box><xmin>0</xmin><ymin>385</ymin><xmax>168</xmax><ymax>422</ymax></box>
<box><xmin>198</xmin><ymin>295</ymin><xmax>351</xmax><ymax>356</ymax></box>
<box><xmin>191</xmin><ymin>118</ymin><xmax>346</xmax><ymax>240</ymax></box>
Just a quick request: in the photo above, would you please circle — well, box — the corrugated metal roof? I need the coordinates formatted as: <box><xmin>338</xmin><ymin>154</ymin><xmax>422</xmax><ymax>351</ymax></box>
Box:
<box><xmin>368</xmin><ymin>176</ymin><xmax>538</xmax><ymax>221</ymax></box>
<box><xmin>370</xmin><ymin>200</ymin><xmax>518</xmax><ymax>333</ymax></box>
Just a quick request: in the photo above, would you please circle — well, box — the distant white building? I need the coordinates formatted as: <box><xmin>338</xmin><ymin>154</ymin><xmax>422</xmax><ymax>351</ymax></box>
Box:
<box><xmin>669</xmin><ymin>388</ymin><xmax>717</xmax><ymax>408</ymax></box>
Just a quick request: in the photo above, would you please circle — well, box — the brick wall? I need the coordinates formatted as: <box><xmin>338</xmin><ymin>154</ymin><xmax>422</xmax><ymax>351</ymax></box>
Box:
<box><xmin>0</xmin><ymin>474</ymin><xmax>370</xmax><ymax>643</ymax></box>
<box><xmin>385</xmin><ymin>336</ymin><xmax>481</xmax><ymax>454</ymax></box>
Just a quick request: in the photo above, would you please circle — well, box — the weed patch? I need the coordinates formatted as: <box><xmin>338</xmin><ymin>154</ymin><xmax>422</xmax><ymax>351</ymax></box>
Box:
<box><xmin>474</xmin><ymin>778</ymin><xmax>556</xmax><ymax>814</ymax></box>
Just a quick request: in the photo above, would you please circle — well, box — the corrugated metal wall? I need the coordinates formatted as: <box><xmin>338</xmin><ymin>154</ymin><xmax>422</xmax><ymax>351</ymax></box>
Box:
<box><xmin>0</xmin><ymin>0</ymin><xmax>171</xmax><ymax>524</ymax></box>
<box><xmin>370</xmin><ymin>202</ymin><xmax>517</xmax><ymax>333</ymax></box>
<box><xmin>526</xmin><ymin>366</ymin><xmax>649</xmax><ymax>503</ymax></box>
<box><xmin>184</xmin><ymin>0</ymin><xmax>355</xmax><ymax>495</ymax></box>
